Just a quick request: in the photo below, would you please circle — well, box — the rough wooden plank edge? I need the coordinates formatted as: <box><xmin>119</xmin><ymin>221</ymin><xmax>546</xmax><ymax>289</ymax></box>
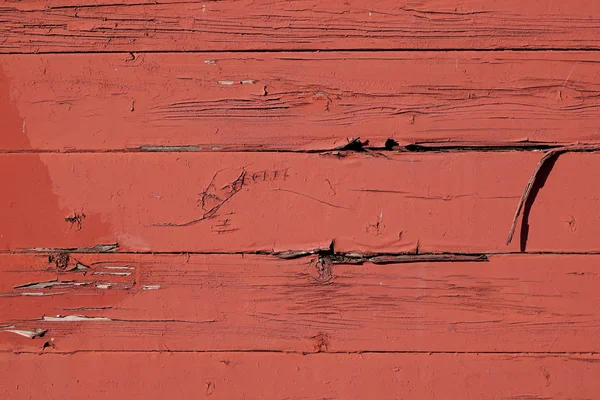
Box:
<box><xmin>11</xmin><ymin>242</ymin><xmax>490</xmax><ymax>266</ymax></box>
<box><xmin>0</xmin><ymin>141</ymin><xmax>567</xmax><ymax>154</ymax></box>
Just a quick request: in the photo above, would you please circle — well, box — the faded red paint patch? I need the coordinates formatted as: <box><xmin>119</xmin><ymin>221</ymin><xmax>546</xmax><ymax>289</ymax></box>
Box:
<box><xmin>0</xmin><ymin>67</ymin><xmax>112</xmax><ymax>250</ymax></box>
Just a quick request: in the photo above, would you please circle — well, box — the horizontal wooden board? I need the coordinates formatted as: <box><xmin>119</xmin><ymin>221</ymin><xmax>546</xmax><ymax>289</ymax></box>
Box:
<box><xmin>2</xmin><ymin>0</ymin><xmax>600</xmax><ymax>52</ymax></box>
<box><xmin>1</xmin><ymin>253</ymin><xmax>600</xmax><ymax>352</ymax></box>
<box><xmin>3</xmin><ymin>151</ymin><xmax>600</xmax><ymax>253</ymax></box>
<box><xmin>2</xmin><ymin>352</ymin><xmax>600</xmax><ymax>399</ymax></box>
<box><xmin>3</xmin><ymin>52</ymin><xmax>600</xmax><ymax>151</ymax></box>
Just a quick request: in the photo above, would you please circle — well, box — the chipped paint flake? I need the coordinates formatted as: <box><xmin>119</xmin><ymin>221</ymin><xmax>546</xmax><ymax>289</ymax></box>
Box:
<box><xmin>138</xmin><ymin>145</ymin><xmax>203</xmax><ymax>152</ymax></box>
<box><xmin>92</xmin><ymin>272</ymin><xmax>132</xmax><ymax>276</ymax></box>
<box><xmin>5</xmin><ymin>328</ymin><xmax>47</xmax><ymax>339</ymax></box>
<box><xmin>218</xmin><ymin>80</ymin><xmax>235</xmax><ymax>85</ymax></box>
<box><xmin>14</xmin><ymin>280</ymin><xmax>91</xmax><ymax>290</ymax></box>
<box><xmin>74</xmin><ymin>262</ymin><xmax>90</xmax><ymax>272</ymax></box>
<box><xmin>96</xmin><ymin>284</ymin><xmax>112</xmax><ymax>289</ymax></box>
<box><xmin>42</xmin><ymin>315</ymin><xmax>111</xmax><ymax>322</ymax></box>
<box><xmin>142</xmin><ymin>285</ymin><xmax>161</xmax><ymax>290</ymax></box>
<box><xmin>26</xmin><ymin>244</ymin><xmax>118</xmax><ymax>253</ymax></box>
<box><xmin>19</xmin><ymin>292</ymin><xmax>67</xmax><ymax>297</ymax></box>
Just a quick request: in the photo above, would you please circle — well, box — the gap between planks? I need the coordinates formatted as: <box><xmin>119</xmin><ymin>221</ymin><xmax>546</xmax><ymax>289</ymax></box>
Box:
<box><xmin>5</xmin><ymin>250</ymin><xmax>600</xmax><ymax>256</ymax></box>
<box><xmin>4</xmin><ymin>350</ymin><xmax>600</xmax><ymax>356</ymax></box>
<box><xmin>6</xmin><ymin>48</ymin><xmax>600</xmax><ymax>55</ymax></box>
<box><xmin>0</xmin><ymin>146</ymin><xmax>563</xmax><ymax>155</ymax></box>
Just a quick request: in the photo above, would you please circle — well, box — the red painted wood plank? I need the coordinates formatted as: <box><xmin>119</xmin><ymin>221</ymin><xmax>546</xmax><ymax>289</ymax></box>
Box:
<box><xmin>3</xmin><ymin>52</ymin><xmax>600</xmax><ymax>151</ymax></box>
<box><xmin>2</xmin><ymin>0</ymin><xmax>600</xmax><ymax>52</ymax></box>
<box><xmin>2</xmin><ymin>151</ymin><xmax>600</xmax><ymax>253</ymax></box>
<box><xmin>0</xmin><ymin>151</ymin><xmax>522</xmax><ymax>253</ymax></box>
<box><xmin>2</xmin><ymin>253</ymin><xmax>599</xmax><ymax>352</ymax></box>
<box><xmin>2</xmin><ymin>352</ymin><xmax>599</xmax><ymax>399</ymax></box>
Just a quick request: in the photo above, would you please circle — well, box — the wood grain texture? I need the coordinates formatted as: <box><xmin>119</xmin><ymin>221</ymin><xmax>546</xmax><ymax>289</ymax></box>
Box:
<box><xmin>3</xmin><ymin>0</ymin><xmax>600</xmax><ymax>397</ymax></box>
<box><xmin>3</xmin><ymin>151</ymin><xmax>600</xmax><ymax>253</ymax></box>
<box><xmin>1</xmin><ymin>253</ymin><xmax>600</xmax><ymax>353</ymax></box>
<box><xmin>3</xmin><ymin>52</ymin><xmax>600</xmax><ymax>151</ymax></box>
<box><xmin>2</xmin><ymin>0</ymin><xmax>600</xmax><ymax>52</ymax></box>
<box><xmin>2</xmin><ymin>352</ymin><xmax>600</xmax><ymax>399</ymax></box>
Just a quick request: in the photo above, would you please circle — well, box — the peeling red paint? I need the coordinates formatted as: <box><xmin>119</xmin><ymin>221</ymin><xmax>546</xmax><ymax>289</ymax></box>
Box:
<box><xmin>2</xmin><ymin>1</ymin><xmax>600</xmax><ymax>398</ymax></box>
<box><xmin>2</xmin><ymin>0</ymin><xmax>600</xmax><ymax>51</ymax></box>
<box><xmin>2</xmin><ymin>53</ymin><xmax>600</xmax><ymax>151</ymax></box>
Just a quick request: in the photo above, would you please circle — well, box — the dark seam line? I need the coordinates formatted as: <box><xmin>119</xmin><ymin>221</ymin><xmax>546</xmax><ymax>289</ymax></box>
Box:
<box><xmin>3</xmin><ymin>349</ymin><xmax>600</xmax><ymax>355</ymax></box>
<box><xmin>3</xmin><ymin>48</ymin><xmax>600</xmax><ymax>55</ymax></box>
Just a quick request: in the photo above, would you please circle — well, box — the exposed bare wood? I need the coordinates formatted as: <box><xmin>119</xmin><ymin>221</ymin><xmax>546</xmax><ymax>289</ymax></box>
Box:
<box><xmin>2</xmin><ymin>253</ymin><xmax>600</xmax><ymax>353</ymax></box>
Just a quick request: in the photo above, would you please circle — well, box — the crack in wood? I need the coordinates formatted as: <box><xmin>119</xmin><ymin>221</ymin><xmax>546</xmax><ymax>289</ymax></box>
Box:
<box><xmin>507</xmin><ymin>145</ymin><xmax>600</xmax><ymax>249</ymax></box>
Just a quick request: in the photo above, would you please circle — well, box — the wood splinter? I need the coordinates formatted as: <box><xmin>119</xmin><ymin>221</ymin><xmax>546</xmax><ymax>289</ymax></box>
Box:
<box><xmin>506</xmin><ymin>145</ymin><xmax>600</xmax><ymax>245</ymax></box>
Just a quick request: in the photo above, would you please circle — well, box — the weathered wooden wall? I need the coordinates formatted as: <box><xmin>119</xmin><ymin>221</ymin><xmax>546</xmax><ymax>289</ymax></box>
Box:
<box><xmin>1</xmin><ymin>1</ymin><xmax>600</xmax><ymax>398</ymax></box>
